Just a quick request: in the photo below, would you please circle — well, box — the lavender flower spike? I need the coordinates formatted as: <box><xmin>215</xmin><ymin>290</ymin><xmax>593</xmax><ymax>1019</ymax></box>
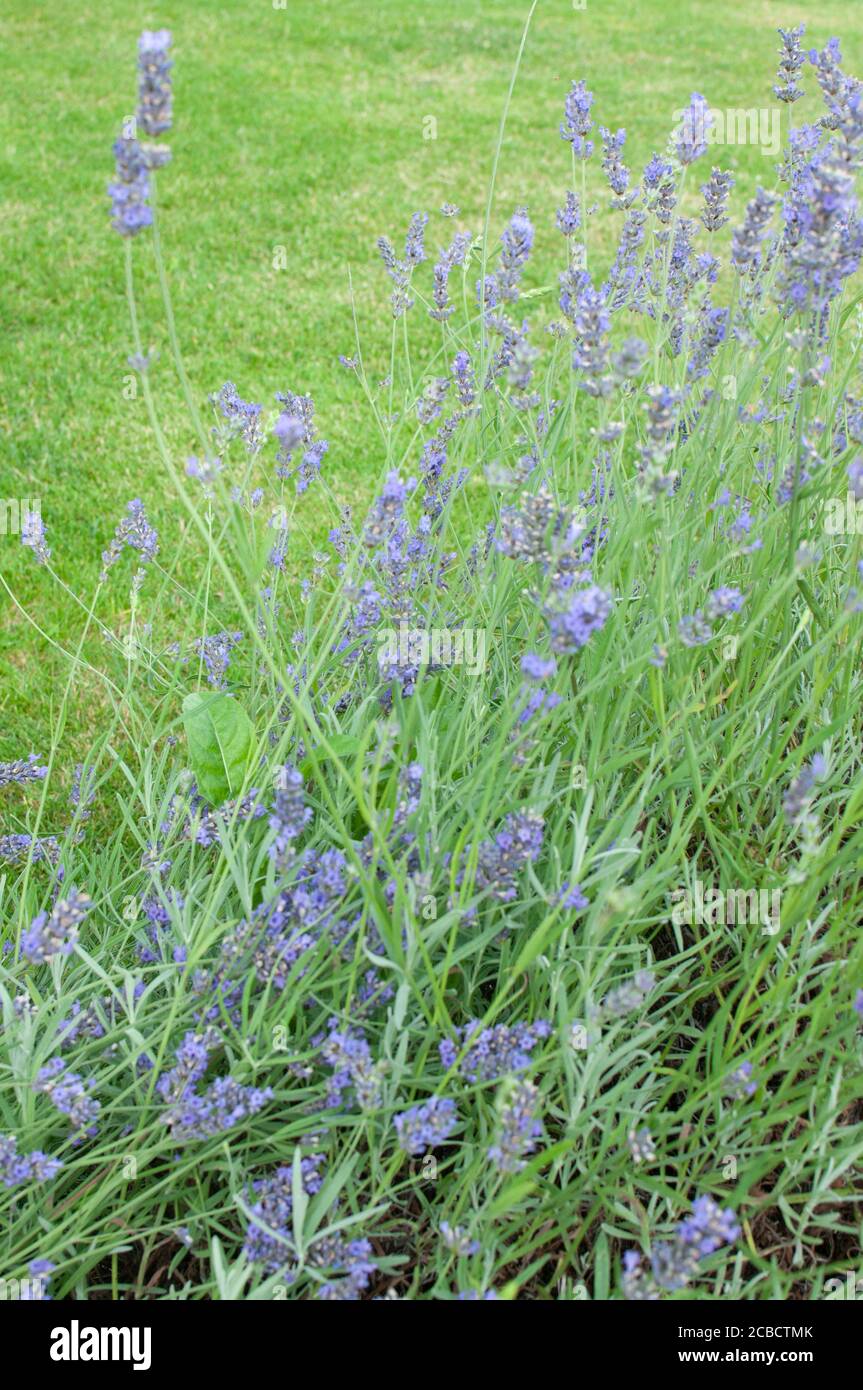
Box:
<box><xmin>676</xmin><ymin>93</ymin><xmax>712</xmax><ymax>165</ymax></box>
<box><xmin>137</xmin><ymin>30</ymin><xmax>173</xmax><ymax>137</ymax></box>
<box><xmin>21</xmin><ymin>508</ymin><xmax>50</xmax><ymax>564</ymax></box>
<box><xmin>0</xmin><ymin>754</ymin><xmax>49</xmax><ymax>789</ymax></box>
<box><xmin>394</xmin><ymin>1095</ymin><xmax>458</xmax><ymax>1154</ymax></box>
<box><xmin>21</xmin><ymin>888</ymin><xmax>91</xmax><ymax>965</ymax></box>
<box><xmin>561</xmin><ymin>80</ymin><xmax>595</xmax><ymax>159</ymax></box>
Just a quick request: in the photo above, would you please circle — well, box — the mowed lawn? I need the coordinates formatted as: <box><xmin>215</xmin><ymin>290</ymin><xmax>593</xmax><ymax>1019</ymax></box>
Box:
<box><xmin>1</xmin><ymin>0</ymin><xmax>861</xmax><ymax>755</ymax></box>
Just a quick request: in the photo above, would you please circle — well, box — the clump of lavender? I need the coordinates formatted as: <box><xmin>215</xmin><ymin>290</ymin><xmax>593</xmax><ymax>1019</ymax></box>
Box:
<box><xmin>163</xmin><ymin>1074</ymin><xmax>272</xmax><ymax>1142</ymax></box>
<box><xmin>623</xmin><ymin>1196</ymin><xmax>740</xmax><ymax>1299</ymax></box>
<box><xmin>20</xmin><ymin>508</ymin><xmax>50</xmax><ymax>564</ymax></box>
<box><xmin>0</xmin><ymin>1134</ymin><xmax>63</xmax><ymax>1188</ymax></box>
<box><xmin>100</xmin><ymin>499</ymin><xmax>159</xmax><ymax>586</ymax></box>
<box><xmin>210</xmin><ymin>381</ymin><xmax>263</xmax><ymax>454</ymax></box>
<box><xmin>273</xmin><ymin>388</ymin><xmax>329</xmax><ymax>491</ymax></box>
<box><xmin>451</xmin><ymin>350</ymin><xmax>476</xmax><ymax>408</ymax></box>
<box><xmin>706</xmin><ymin>586</ymin><xmax>744</xmax><ymax>620</ymax></box>
<box><xmin>194</xmin><ymin>631</ymin><xmax>243</xmax><ymax>690</ymax></box>
<box><xmin>440</xmin><ymin>1018</ymin><xmax>551</xmax><ymax>1083</ymax></box>
<box><xmin>0</xmin><ymin>754</ymin><xmax>48</xmax><ymax>788</ymax></box>
<box><xmin>242</xmin><ymin>1155</ymin><xmax>325</xmax><ymax>1272</ymax></box>
<box><xmin>321</xmin><ymin>1024</ymin><xmax>384</xmax><ymax>1110</ymax></box>
<box><xmin>544</xmin><ymin>584</ymin><xmax>613</xmax><ymax>654</ymax></box>
<box><xmin>0</xmin><ymin>833</ymin><xmax>60</xmax><ymax>867</ymax></box>
<box><xmin>774</xmin><ymin>25</ymin><xmax>806</xmax><ymax>103</ymax></box>
<box><xmin>488</xmin><ymin>1079</ymin><xmax>542</xmax><ymax>1172</ymax></box>
<box><xmin>33</xmin><ymin>1059</ymin><xmax>100</xmax><ymax>1139</ymax></box>
<box><xmin>394</xmin><ymin>1095</ymin><xmax>458</xmax><ymax>1154</ymax></box>
<box><xmin>21</xmin><ymin>888</ymin><xmax>91</xmax><ymax>964</ymax></box>
<box><xmin>467</xmin><ymin>810</ymin><xmax>545</xmax><ymax>904</ymax></box>
<box><xmin>560</xmin><ymin>80</ymin><xmax>595</xmax><ymax>159</ymax></box>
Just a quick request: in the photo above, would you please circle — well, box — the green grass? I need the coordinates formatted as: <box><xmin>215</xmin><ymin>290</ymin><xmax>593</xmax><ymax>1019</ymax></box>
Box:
<box><xmin>3</xmin><ymin>0</ymin><xmax>862</xmax><ymax>754</ymax></box>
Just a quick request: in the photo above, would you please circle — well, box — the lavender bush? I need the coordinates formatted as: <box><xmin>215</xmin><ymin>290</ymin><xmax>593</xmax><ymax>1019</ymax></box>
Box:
<box><xmin>3</xmin><ymin>21</ymin><xmax>863</xmax><ymax>1302</ymax></box>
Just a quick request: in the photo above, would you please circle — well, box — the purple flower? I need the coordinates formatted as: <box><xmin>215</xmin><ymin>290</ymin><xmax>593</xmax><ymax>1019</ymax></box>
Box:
<box><xmin>496</xmin><ymin>211</ymin><xmax>534</xmax><ymax>303</ymax></box>
<box><xmin>731</xmin><ymin>188</ymin><xmax>775</xmax><ymax>273</ymax></box>
<box><xmin>600</xmin><ymin>126</ymin><xmax>631</xmax><ymax>202</ymax></box>
<box><xmin>700</xmin><ymin>168</ymin><xmax>734</xmax><ymax>232</ymax></box>
<box><xmin>440</xmin><ymin>1019</ymin><xmax>551</xmax><ymax>1084</ymax></box>
<box><xmin>488</xmin><ymin>1079</ymin><xmax>542</xmax><ymax>1172</ymax></box>
<box><xmin>783</xmin><ymin>755</ymin><xmax>826</xmax><ymax>822</ymax></box>
<box><xmin>394</xmin><ymin>1095</ymin><xmax>458</xmax><ymax>1155</ymax></box>
<box><xmin>520</xmin><ymin>652</ymin><xmax>557</xmax><ymax>682</ymax></box>
<box><xmin>451</xmin><ymin>350</ymin><xmax>476</xmax><ymax>408</ymax></box>
<box><xmin>560</xmin><ymin>80</ymin><xmax>595</xmax><ymax>159</ymax></box>
<box><xmin>623</xmin><ymin>1196</ymin><xmax>739</xmax><ymax>1299</ymax></box>
<box><xmin>405</xmin><ymin>211</ymin><xmax>429</xmax><ymax>267</ymax></box>
<box><xmin>137</xmin><ymin>30</ymin><xmax>173</xmax><ymax>137</ymax></box>
<box><xmin>706</xmin><ymin>587</ymin><xmax>744</xmax><ymax>620</ymax></box>
<box><xmin>556</xmin><ymin>190</ymin><xmax>581</xmax><ymax>236</ymax></box>
<box><xmin>242</xmin><ymin>1155</ymin><xmax>325</xmax><ymax>1272</ymax></box>
<box><xmin>0</xmin><ymin>754</ymin><xmax>48</xmax><ymax>789</ymax></box>
<box><xmin>558</xmin><ymin>881</ymin><xmax>589</xmax><ymax>912</ymax></box>
<box><xmin>269</xmin><ymin>763</ymin><xmax>311</xmax><ymax>869</ymax></box>
<box><xmin>774</xmin><ymin>25</ymin><xmax>806</xmax><ymax>104</ymax></box>
<box><xmin>33</xmin><ymin>1059</ymin><xmax>100</xmax><ymax>1139</ymax></box>
<box><xmin>0</xmin><ymin>1134</ymin><xmax>63</xmax><ymax>1189</ymax></box>
<box><xmin>544</xmin><ymin>585</ymin><xmax>612</xmax><ymax>654</ymax></box>
<box><xmin>440</xmin><ymin>1223</ymin><xmax>480</xmax><ymax>1257</ymax></box>
<box><xmin>108</xmin><ymin>136</ymin><xmax>153</xmax><ymax>236</ymax></box>
<box><xmin>163</xmin><ymin>1074</ymin><xmax>272</xmax><ymax>1142</ymax></box>
<box><xmin>676</xmin><ymin>93</ymin><xmax>712</xmax><ymax>165</ymax></box>
<box><xmin>321</xmin><ymin>1025</ymin><xmax>383</xmax><ymax>1110</ymax></box>
<box><xmin>194</xmin><ymin>631</ymin><xmax>243</xmax><ymax>690</ymax></box>
<box><xmin>21</xmin><ymin>888</ymin><xmax>91</xmax><ymax>964</ymax></box>
<box><xmin>100</xmin><ymin>499</ymin><xmax>159</xmax><ymax>586</ymax></box>
<box><xmin>21</xmin><ymin>509</ymin><xmax>50</xmax><ymax>565</ymax></box>
<box><xmin>211</xmin><ymin>381</ymin><xmax>263</xmax><ymax>453</ymax></box>
<box><xmin>466</xmin><ymin>810</ymin><xmax>545</xmax><ymax>903</ymax></box>
<box><xmin>678</xmin><ymin>612</ymin><xmax>713</xmax><ymax>647</ymax></box>
<box><xmin>724</xmin><ymin>1059</ymin><xmax>757</xmax><ymax>1100</ymax></box>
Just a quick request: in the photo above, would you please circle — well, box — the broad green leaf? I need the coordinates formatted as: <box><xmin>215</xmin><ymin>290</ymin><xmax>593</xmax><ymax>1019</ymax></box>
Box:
<box><xmin>182</xmin><ymin>691</ymin><xmax>256</xmax><ymax>806</ymax></box>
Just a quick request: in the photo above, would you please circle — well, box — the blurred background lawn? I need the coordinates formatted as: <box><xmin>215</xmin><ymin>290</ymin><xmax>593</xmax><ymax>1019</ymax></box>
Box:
<box><xmin>1</xmin><ymin>0</ymin><xmax>861</xmax><ymax>753</ymax></box>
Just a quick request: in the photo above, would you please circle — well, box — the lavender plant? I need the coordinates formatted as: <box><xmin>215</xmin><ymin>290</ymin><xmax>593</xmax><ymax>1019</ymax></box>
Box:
<box><xmin>3</xmin><ymin>19</ymin><xmax>863</xmax><ymax>1304</ymax></box>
